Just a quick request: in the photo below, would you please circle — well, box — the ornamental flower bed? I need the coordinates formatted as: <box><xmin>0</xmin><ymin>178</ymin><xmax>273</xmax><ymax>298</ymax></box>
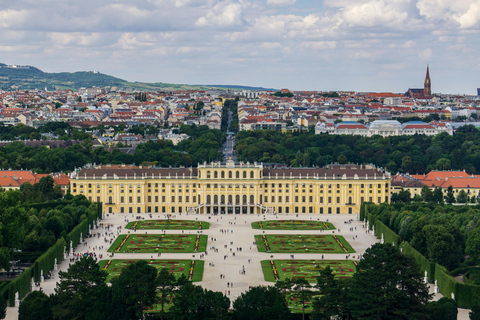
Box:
<box><xmin>108</xmin><ymin>234</ymin><xmax>208</xmax><ymax>253</ymax></box>
<box><xmin>125</xmin><ymin>220</ymin><xmax>210</xmax><ymax>230</ymax></box>
<box><xmin>98</xmin><ymin>259</ymin><xmax>204</xmax><ymax>282</ymax></box>
<box><xmin>254</xmin><ymin>234</ymin><xmax>355</xmax><ymax>254</ymax></box>
<box><xmin>252</xmin><ymin>220</ymin><xmax>335</xmax><ymax>230</ymax></box>
<box><xmin>261</xmin><ymin>259</ymin><xmax>358</xmax><ymax>283</ymax></box>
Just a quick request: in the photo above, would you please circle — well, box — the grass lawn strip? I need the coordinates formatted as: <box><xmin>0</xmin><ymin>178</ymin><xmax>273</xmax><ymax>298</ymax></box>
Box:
<box><xmin>255</xmin><ymin>234</ymin><xmax>355</xmax><ymax>254</ymax></box>
<box><xmin>125</xmin><ymin>220</ymin><xmax>210</xmax><ymax>230</ymax></box>
<box><xmin>261</xmin><ymin>259</ymin><xmax>358</xmax><ymax>283</ymax></box>
<box><xmin>252</xmin><ymin>220</ymin><xmax>335</xmax><ymax>230</ymax></box>
<box><xmin>108</xmin><ymin>234</ymin><xmax>208</xmax><ymax>253</ymax></box>
<box><xmin>98</xmin><ymin>259</ymin><xmax>204</xmax><ymax>282</ymax></box>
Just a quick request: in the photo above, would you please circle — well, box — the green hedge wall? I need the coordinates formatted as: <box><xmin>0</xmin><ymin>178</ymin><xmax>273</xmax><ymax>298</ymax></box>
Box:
<box><xmin>7</xmin><ymin>267</ymin><xmax>33</xmax><ymax>307</ymax></box>
<box><xmin>455</xmin><ymin>281</ymin><xmax>480</xmax><ymax>309</ymax></box>
<box><xmin>363</xmin><ymin>202</ymin><xmax>480</xmax><ymax>308</ymax></box>
<box><xmin>374</xmin><ymin>220</ymin><xmax>400</xmax><ymax>247</ymax></box>
<box><xmin>434</xmin><ymin>263</ymin><xmax>480</xmax><ymax>308</ymax></box>
<box><xmin>401</xmin><ymin>241</ymin><xmax>435</xmax><ymax>284</ymax></box>
<box><xmin>5</xmin><ymin>202</ymin><xmax>102</xmax><ymax>305</ymax></box>
<box><xmin>435</xmin><ymin>264</ymin><xmax>456</xmax><ymax>301</ymax></box>
<box><xmin>33</xmin><ymin>238</ymin><xmax>65</xmax><ymax>282</ymax></box>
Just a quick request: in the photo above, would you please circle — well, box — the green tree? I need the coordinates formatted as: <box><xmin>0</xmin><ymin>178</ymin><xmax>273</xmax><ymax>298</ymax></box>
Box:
<box><xmin>466</xmin><ymin>227</ymin><xmax>480</xmax><ymax>257</ymax></box>
<box><xmin>401</xmin><ymin>155</ymin><xmax>413</xmax><ymax>172</ymax></box>
<box><xmin>421</xmin><ymin>185</ymin><xmax>434</xmax><ymax>202</ymax></box>
<box><xmin>433</xmin><ymin>187</ymin><xmax>444</xmax><ymax>204</ymax></box>
<box><xmin>0</xmin><ymin>298</ymin><xmax>5</xmax><ymax>320</ymax></box>
<box><xmin>19</xmin><ymin>291</ymin><xmax>52</xmax><ymax>320</ymax></box>
<box><xmin>171</xmin><ymin>282</ymin><xmax>230</xmax><ymax>320</ymax></box>
<box><xmin>337</xmin><ymin>154</ymin><xmax>347</xmax><ymax>164</ymax></box>
<box><xmin>446</xmin><ymin>186</ymin><xmax>456</xmax><ymax>204</ymax></box>
<box><xmin>274</xmin><ymin>278</ymin><xmax>293</xmax><ymax>300</ymax></box>
<box><xmin>155</xmin><ymin>267</ymin><xmax>179</xmax><ymax>319</ymax></box>
<box><xmin>423</xmin><ymin>224</ymin><xmax>463</xmax><ymax>270</ymax></box>
<box><xmin>457</xmin><ymin>190</ymin><xmax>468</xmax><ymax>203</ymax></box>
<box><xmin>233</xmin><ymin>286</ymin><xmax>292</xmax><ymax>320</ymax></box>
<box><xmin>426</xmin><ymin>297</ymin><xmax>457</xmax><ymax>320</ymax></box>
<box><xmin>346</xmin><ymin>243</ymin><xmax>432</xmax><ymax>320</ymax></box>
<box><xmin>111</xmin><ymin>260</ymin><xmax>158</xmax><ymax>320</ymax></box>
<box><xmin>52</xmin><ymin>256</ymin><xmax>109</xmax><ymax>320</ymax></box>
<box><xmin>470</xmin><ymin>303</ymin><xmax>480</xmax><ymax>320</ymax></box>
<box><xmin>436</xmin><ymin>158</ymin><xmax>451</xmax><ymax>170</ymax></box>
<box><xmin>291</xmin><ymin>278</ymin><xmax>312</xmax><ymax>320</ymax></box>
<box><xmin>195</xmin><ymin>100</ymin><xmax>205</xmax><ymax>111</ymax></box>
<box><xmin>312</xmin><ymin>266</ymin><xmax>345</xmax><ymax>320</ymax></box>
<box><xmin>0</xmin><ymin>247</ymin><xmax>11</xmax><ymax>270</ymax></box>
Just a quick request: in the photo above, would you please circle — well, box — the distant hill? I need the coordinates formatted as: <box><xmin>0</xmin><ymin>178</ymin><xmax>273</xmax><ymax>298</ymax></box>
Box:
<box><xmin>0</xmin><ymin>63</ymin><xmax>275</xmax><ymax>92</ymax></box>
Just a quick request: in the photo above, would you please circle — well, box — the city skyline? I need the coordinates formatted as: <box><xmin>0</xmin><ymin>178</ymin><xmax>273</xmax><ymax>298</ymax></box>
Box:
<box><xmin>0</xmin><ymin>0</ymin><xmax>479</xmax><ymax>94</ymax></box>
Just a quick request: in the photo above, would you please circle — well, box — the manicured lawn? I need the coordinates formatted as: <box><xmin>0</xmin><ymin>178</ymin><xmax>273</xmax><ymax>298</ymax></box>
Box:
<box><xmin>261</xmin><ymin>259</ymin><xmax>357</xmax><ymax>283</ymax></box>
<box><xmin>255</xmin><ymin>234</ymin><xmax>355</xmax><ymax>254</ymax></box>
<box><xmin>252</xmin><ymin>220</ymin><xmax>335</xmax><ymax>230</ymax></box>
<box><xmin>126</xmin><ymin>220</ymin><xmax>209</xmax><ymax>230</ymax></box>
<box><xmin>98</xmin><ymin>259</ymin><xmax>204</xmax><ymax>282</ymax></box>
<box><xmin>108</xmin><ymin>234</ymin><xmax>208</xmax><ymax>253</ymax></box>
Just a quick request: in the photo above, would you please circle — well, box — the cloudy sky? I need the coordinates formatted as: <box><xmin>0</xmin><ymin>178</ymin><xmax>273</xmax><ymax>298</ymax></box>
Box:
<box><xmin>0</xmin><ymin>0</ymin><xmax>479</xmax><ymax>94</ymax></box>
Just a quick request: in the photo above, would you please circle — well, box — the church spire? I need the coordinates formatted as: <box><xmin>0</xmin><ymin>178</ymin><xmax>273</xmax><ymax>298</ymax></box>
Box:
<box><xmin>424</xmin><ymin>65</ymin><xmax>431</xmax><ymax>96</ymax></box>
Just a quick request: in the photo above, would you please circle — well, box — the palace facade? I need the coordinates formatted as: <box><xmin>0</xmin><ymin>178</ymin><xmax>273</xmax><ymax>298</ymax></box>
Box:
<box><xmin>70</xmin><ymin>161</ymin><xmax>391</xmax><ymax>216</ymax></box>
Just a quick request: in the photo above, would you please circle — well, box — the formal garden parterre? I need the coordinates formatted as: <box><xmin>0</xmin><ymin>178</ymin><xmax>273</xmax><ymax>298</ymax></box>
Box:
<box><xmin>108</xmin><ymin>234</ymin><xmax>208</xmax><ymax>253</ymax></box>
<box><xmin>255</xmin><ymin>234</ymin><xmax>355</xmax><ymax>253</ymax></box>
<box><xmin>252</xmin><ymin>220</ymin><xmax>335</xmax><ymax>230</ymax></box>
<box><xmin>261</xmin><ymin>259</ymin><xmax>357</xmax><ymax>282</ymax></box>
<box><xmin>125</xmin><ymin>219</ymin><xmax>210</xmax><ymax>230</ymax></box>
<box><xmin>98</xmin><ymin>259</ymin><xmax>204</xmax><ymax>282</ymax></box>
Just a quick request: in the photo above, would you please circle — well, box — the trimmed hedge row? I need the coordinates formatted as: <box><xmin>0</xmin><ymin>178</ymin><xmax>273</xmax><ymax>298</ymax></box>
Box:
<box><xmin>27</xmin><ymin>199</ymin><xmax>91</xmax><ymax>211</ymax></box>
<box><xmin>434</xmin><ymin>264</ymin><xmax>456</xmax><ymax>302</ymax></box>
<box><xmin>401</xmin><ymin>241</ymin><xmax>435</xmax><ymax>284</ymax></box>
<box><xmin>4</xmin><ymin>202</ymin><xmax>102</xmax><ymax>306</ymax></box>
<box><xmin>33</xmin><ymin>238</ymin><xmax>65</xmax><ymax>283</ymax></box>
<box><xmin>374</xmin><ymin>220</ymin><xmax>400</xmax><ymax>247</ymax></box>
<box><xmin>435</xmin><ymin>263</ymin><xmax>480</xmax><ymax>308</ymax></box>
<box><xmin>363</xmin><ymin>202</ymin><xmax>480</xmax><ymax>309</ymax></box>
<box><xmin>7</xmin><ymin>267</ymin><xmax>33</xmax><ymax>307</ymax></box>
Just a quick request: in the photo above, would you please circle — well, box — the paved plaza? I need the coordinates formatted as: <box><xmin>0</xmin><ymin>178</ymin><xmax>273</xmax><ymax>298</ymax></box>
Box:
<box><xmin>5</xmin><ymin>212</ymin><xmax>471</xmax><ymax>319</ymax></box>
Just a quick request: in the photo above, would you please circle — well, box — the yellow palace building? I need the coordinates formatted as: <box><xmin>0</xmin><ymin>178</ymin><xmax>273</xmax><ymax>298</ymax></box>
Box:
<box><xmin>70</xmin><ymin>161</ymin><xmax>391</xmax><ymax>216</ymax></box>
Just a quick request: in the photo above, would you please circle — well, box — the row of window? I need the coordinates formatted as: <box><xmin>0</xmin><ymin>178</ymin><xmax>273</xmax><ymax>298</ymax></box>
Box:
<box><xmin>204</xmin><ymin>171</ymin><xmax>256</xmax><ymax>179</ymax></box>
<box><xmin>73</xmin><ymin>182</ymin><xmax>388</xmax><ymax>190</ymax></box>
<box><xmin>274</xmin><ymin>207</ymin><xmax>351</xmax><ymax>214</ymax></box>
<box><xmin>106</xmin><ymin>205</ymin><xmax>354</xmax><ymax>215</ymax></box>
<box><xmin>103</xmin><ymin>194</ymin><xmax>386</xmax><ymax>205</ymax></box>
<box><xmin>72</xmin><ymin>182</ymin><xmax>197</xmax><ymax>189</ymax></box>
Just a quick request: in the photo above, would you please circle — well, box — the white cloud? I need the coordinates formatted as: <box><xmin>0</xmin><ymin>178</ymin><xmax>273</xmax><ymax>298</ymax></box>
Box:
<box><xmin>0</xmin><ymin>0</ymin><xmax>478</xmax><ymax>93</ymax></box>
<box><xmin>266</xmin><ymin>0</ymin><xmax>296</xmax><ymax>6</ymax></box>
<box><xmin>196</xmin><ymin>1</ymin><xmax>245</xmax><ymax>27</ymax></box>
<box><xmin>340</xmin><ymin>0</ymin><xmax>410</xmax><ymax>29</ymax></box>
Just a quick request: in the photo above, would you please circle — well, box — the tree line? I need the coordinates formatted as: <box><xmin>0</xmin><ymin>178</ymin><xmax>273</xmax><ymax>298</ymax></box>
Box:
<box><xmin>18</xmin><ymin>243</ymin><xmax>475</xmax><ymax>320</ymax></box>
<box><xmin>0</xmin><ymin>125</ymin><xmax>224</xmax><ymax>173</ymax></box>
<box><xmin>0</xmin><ymin>184</ymin><xmax>96</xmax><ymax>270</ymax></box>
<box><xmin>234</xmin><ymin>126</ymin><xmax>480</xmax><ymax>173</ymax></box>
<box><xmin>0</xmin><ymin>122</ymin><xmax>90</xmax><ymax>142</ymax></box>
<box><xmin>363</xmin><ymin>201</ymin><xmax>480</xmax><ymax>272</ymax></box>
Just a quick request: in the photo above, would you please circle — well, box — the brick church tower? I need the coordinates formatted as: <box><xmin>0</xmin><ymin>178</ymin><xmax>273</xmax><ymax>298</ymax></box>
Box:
<box><xmin>424</xmin><ymin>65</ymin><xmax>431</xmax><ymax>96</ymax></box>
